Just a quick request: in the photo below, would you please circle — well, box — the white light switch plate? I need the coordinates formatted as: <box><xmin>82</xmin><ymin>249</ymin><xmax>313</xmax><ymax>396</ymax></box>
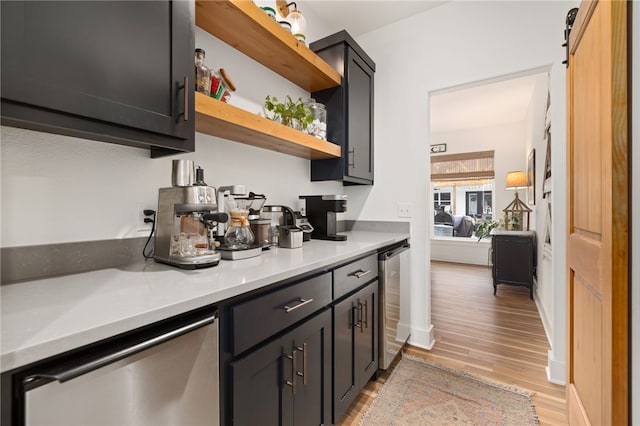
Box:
<box><xmin>397</xmin><ymin>202</ymin><xmax>413</xmax><ymax>218</ymax></box>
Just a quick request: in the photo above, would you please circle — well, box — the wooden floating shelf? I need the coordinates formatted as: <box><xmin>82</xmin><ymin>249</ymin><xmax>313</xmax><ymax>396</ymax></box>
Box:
<box><xmin>195</xmin><ymin>93</ymin><xmax>341</xmax><ymax>160</ymax></box>
<box><xmin>195</xmin><ymin>0</ymin><xmax>342</xmax><ymax>92</ymax></box>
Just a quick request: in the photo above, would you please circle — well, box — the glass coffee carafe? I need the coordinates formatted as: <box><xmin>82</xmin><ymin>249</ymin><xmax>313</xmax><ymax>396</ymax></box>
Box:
<box><xmin>223</xmin><ymin>209</ymin><xmax>255</xmax><ymax>249</ymax></box>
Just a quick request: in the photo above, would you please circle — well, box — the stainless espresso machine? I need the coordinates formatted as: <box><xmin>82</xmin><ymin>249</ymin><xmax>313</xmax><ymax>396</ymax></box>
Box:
<box><xmin>154</xmin><ymin>160</ymin><xmax>227</xmax><ymax>269</ymax></box>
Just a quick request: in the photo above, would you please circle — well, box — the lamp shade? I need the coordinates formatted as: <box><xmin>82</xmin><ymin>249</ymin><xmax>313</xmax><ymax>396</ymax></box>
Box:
<box><xmin>506</xmin><ymin>171</ymin><xmax>528</xmax><ymax>189</ymax></box>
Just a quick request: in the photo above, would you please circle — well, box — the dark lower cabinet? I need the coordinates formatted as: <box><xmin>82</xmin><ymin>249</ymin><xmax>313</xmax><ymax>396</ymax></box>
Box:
<box><xmin>333</xmin><ymin>281</ymin><xmax>378</xmax><ymax>423</ymax></box>
<box><xmin>224</xmin><ymin>252</ymin><xmax>384</xmax><ymax>425</ymax></box>
<box><xmin>311</xmin><ymin>30</ymin><xmax>375</xmax><ymax>185</ymax></box>
<box><xmin>0</xmin><ymin>1</ymin><xmax>195</xmax><ymax>157</ymax></box>
<box><xmin>491</xmin><ymin>230</ymin><xmax>536</xmax><ymax>299</ymax></box>
<box><xmin>231</xmin><ymin>309</ymin><xmax>332</xmax><ymax>426</ymax></box>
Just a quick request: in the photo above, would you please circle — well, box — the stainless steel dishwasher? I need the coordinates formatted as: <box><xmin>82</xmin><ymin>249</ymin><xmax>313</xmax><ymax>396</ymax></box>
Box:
<box><xmin>20</xmin><ymin>308</ymin><xmax>219</xmax><ymax>426</ymax></box>
<box><xmin>378</xmin><ymin>241</ymin><xmax>411</xmax><ymax>370</ymax></box>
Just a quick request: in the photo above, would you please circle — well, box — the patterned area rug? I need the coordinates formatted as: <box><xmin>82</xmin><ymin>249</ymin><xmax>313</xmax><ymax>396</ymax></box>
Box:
<box><xmin>359</xmin><ymin>356</ymin><xmax>538</xmax><ymax>425</ymax></box>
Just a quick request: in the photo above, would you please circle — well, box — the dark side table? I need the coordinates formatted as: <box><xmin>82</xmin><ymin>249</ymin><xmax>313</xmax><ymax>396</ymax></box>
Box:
<box><xmin>490</xmin><ymin>230</ymin><xmax>536</xmax><ymax>299</ymax></box>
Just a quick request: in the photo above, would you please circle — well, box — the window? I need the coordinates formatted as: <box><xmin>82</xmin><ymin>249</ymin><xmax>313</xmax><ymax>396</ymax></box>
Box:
<box><xmin>431</xmin><ymin>150</ymin><xmax>495</xmax><ymax>237</ymax></box>
<box><xmin>434</xmin><ymin>188</ymin><xmax>452</xmax><ymax>211</ymax></box>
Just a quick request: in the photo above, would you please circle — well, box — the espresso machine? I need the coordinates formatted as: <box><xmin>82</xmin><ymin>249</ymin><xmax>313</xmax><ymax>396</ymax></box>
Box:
<box><xmin>299</xmin><ymin>195</ymin><xmax>347</xmax><ymax>241</ymax></box>
<box><xmin>154</xmin><ymin>160</ymin><xmax>228</xmax><ymax>269</ymax></box>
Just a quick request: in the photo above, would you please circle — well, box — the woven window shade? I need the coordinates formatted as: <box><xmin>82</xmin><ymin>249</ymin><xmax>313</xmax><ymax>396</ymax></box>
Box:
<box><xmin>431</xmin><ymin>150</ymin><xmax>495</xmax><ymax>181</ymax></box>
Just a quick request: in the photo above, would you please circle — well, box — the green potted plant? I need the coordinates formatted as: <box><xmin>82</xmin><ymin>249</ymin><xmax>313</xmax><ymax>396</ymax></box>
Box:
<box><xmin>264</xmin><ymin>95</ymin><xmax>314</xmax><ymax>131</ymax></box>
<box><xmin>475</xmin><ymin>218</ymin><xmax>504</xmax><ymax>241</ymax></box>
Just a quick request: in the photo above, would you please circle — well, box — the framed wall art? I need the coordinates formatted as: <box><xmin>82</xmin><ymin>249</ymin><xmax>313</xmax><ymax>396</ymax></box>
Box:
<box><xmin>527</xmin><ymin>149</ymin><xmax>536</xmax><ymax>205</ymax></box>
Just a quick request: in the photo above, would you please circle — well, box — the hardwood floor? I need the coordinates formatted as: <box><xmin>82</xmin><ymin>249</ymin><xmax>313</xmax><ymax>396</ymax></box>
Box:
<box><xmin>339</xmin><ymin>261</ymin><xmax>567</xmax><ymax>426</ymax></box>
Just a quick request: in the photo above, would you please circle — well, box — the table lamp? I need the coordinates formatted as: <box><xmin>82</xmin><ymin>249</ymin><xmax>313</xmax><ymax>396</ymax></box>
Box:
<box><xmin>503</xmin><ymin>171</ymin><xmax>531</xmax><ymax>230</ymax></box>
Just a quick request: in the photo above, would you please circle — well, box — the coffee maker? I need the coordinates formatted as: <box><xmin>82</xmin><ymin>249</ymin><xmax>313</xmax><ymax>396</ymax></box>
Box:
<box><xmin>154</xmin><ymin>161</ymin><xmax>227</xmax><ymax>269</ymax></box>
<box><xmin>299</xmin><ymin>195</ymin><xmax>347</xmax><ymax>241</ymax></box>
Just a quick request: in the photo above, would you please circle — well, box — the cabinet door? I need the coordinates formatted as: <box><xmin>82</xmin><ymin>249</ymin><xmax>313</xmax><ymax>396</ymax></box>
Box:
<box><xmin>494</xmin><ymin>236</ymin><xmax>532</xmax><ymax>284</ymax></box>
<box><xmin>345</xmin><ymin>48</ymin><xmax>374</xmax><ymax>184</ymax></box>
<box><xmin>355</xmin><ymin>281</ymin><xmax>378</xmax><ymax>384</ymax></box>
<box><xmin>0</xmin><ymin>1</ymin><xmax>194</xmax><ymax>157</ymax></box>
<box><xmin>332</xmin><ymin>281</ymin><xmax>378</xmax><ymax>423</ymax></box>
<box><xmin>310</xmin><ymin>31</ymin><xmax>375</xmax><ymax>185</ymax></box>
<box><xmin>332</xmin><ymin>293</ymin><xmax>359</xmax><ymax>422</ymax></box>
<box><xmin>231</xmin><ymin>310</ymin><xmax>331</xmax><ymax>426</ymax></box>
<box><xmin>291</xmin><ymin>310</ymin><xmax>332</xmax><ymax>426</ymax></box>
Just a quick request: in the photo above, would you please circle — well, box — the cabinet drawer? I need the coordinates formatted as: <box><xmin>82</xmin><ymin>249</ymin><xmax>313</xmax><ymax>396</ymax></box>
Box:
<box><xmin>333</xmin><ymin>253</ymin><xmax>378</xmax><ymax>299</ymax></box>
<box><xmin>232</xmin><ymin>272</ymin><xmax>331</xmax><ymax>355</ymax></box>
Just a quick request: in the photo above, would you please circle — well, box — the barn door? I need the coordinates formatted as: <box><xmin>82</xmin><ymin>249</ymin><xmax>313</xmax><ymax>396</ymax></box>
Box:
<box><xmin>566</xmin><ymin>1</ymin><xmax>629</xmax><ymax>425</ymax></box>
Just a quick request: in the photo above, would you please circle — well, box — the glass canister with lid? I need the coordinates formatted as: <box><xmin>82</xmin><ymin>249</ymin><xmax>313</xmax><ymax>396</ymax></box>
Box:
<box><xmin>304</xmin><ymin>99</ymin><xmax>327</xmax><ymax>140</ymax></box>
<box><xmin>210</xmin><ymin>68</ymin><xmax>236</xmax><ymax>103</ymax></box>
<box><xmin>194</xmin><ymin>48</ymin><xmax>211</xmax><ymax>96</ymax></box>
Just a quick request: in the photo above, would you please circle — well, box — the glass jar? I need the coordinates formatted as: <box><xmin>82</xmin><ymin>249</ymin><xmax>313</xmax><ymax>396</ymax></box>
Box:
<box><xmin>304</xmin><ymin>99</ymin><xmax>327</xmax><ymax>140</ymax></box>
<box><xmin>210</xmin><ymin>68</ymin><xmax>236</xmax><ymax>103</ymax></box>
<box><xmin>194</xmin><ymin>48</ymin><xmax>211</xmax><ymax>96</ymax></box>
<box><xmin>250</xmin><ymin>219</ymin><xmax>272</xmax><ymax>248</ymax></box>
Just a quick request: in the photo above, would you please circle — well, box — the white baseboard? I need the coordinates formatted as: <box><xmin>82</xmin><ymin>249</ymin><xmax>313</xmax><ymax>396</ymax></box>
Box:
<box><xmin>546</xmin><ymin>349</ymin><xmax>566</xmax><ymax>385</ymax></box>
<box><xmin>408</xmin><ymin>323</ymin><xmax>435</xmax><ymax>350</ymax></box>
<box><xmin>534</xmin><ymin>288</ymin><xmax>552</xmax><ymax>346</ymax></box>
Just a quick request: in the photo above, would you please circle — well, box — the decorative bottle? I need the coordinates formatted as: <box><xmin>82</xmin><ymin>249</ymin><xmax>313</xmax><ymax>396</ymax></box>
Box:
<box><xmin>194</xmin><ymin>48</ymin><xmax>211</xmax><ymax>96</ymax></box>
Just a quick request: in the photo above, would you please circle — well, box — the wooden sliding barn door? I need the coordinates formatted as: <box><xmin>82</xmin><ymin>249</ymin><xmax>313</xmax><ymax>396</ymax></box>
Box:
<box><xmin>566</xmin><ymin>1</ymin><xmax>629</xmax><ymax>425</ymax></box>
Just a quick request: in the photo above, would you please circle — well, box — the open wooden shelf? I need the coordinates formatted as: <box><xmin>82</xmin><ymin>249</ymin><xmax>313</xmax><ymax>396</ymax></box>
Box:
<box><xmin>195</xmin><ymin>0</ymin><xmax>342</xmax><ymax>92</ymax></box>
<box><xmin>195</xmin><ymin>93</ymin><xmax>341</xmax><ymax>160</ymax></box>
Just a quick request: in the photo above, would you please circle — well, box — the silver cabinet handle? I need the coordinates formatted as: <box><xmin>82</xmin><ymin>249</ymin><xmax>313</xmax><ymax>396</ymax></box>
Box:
<box><xmin>284</xmin><ymin>298</ymin><xmax>314</xmax><ymax>313</ymax></box>
<box><xmin>285</xmin><ymin>349</ymin><xmax>297</xmax><ymax>394</ymax></box>
<box><xmin>183</xmin><ymin>76</ymin><xmax>189</xmax><ymax>121</ymax></box>
<box><xmin>363</xmin><ymin>300</ymin><xmax>368</xmax><ymax>329</ymax></box>
<box><xmin>296</xmin><ymin>343</ymin><xmax>307</xmax><ymax>385</ymax></box>
<box><xmin>348</xmin><ymin>148</ymin><xmax>355</xmax><ymax>167</ymax></box>
<box><xmin>349</xmin><ymin>269</ymin><xmax>371</xmax><ymax>279</ymax></box>
<box><xmin>354</xmin><ymin>302</ymin><xmax>363</xmax><ymax>331</ymax></box>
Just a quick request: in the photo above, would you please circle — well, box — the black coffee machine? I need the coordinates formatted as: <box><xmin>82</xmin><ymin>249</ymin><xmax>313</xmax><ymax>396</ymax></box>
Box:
<box><xmin>299</xmin><ymin>195</ymin><xmax>347</xmax><ymax>241</ymax></box>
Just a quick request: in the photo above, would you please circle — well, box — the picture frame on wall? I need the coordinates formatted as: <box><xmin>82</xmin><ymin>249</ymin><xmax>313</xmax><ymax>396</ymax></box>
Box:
<box><xmin>528</xmin><ymin>149</ymin><xmax>536</xmax><ymax>205</ymax></box>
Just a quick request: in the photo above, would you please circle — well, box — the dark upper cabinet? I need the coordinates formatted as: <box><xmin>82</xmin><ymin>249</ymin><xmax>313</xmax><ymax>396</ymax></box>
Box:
<box><xmin>311</xmin><ymin>30</ymin><xmax>375</xmax><ymax>185</ymax></box>
<box><xmin>0</xmin><ymin>1</ymin><xmax>195</xmax><ymax>158</ymax></box>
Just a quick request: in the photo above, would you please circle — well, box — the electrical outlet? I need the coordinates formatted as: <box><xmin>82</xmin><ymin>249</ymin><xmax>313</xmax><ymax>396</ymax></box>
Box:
<box><xmin>136</xmin><ymin>203</ymin><xmax>154</xmax><ymax>232</ymax></box>
<box><xmin>397</xmin><ymin>202</ymin><xmax>413</xmax><ymax>218</ymax></box>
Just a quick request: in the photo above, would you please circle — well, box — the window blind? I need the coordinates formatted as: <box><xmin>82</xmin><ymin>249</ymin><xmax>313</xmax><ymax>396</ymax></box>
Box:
<box><xmin>430</xmin><ymin>150</ymin><xmax>495</xmax><ymax>180</ymax></box>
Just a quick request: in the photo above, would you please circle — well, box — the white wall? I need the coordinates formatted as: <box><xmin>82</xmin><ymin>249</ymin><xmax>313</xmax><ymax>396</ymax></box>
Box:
<box><xmin>352</xmin><ymin>0</ymin><xmax>574</xmax><ymax>373</ymax></box>
<box><xmin>430</xmin><ymin>238</ymin><xmax>491</xmax><ymax>266</ymax></box>
<box><xmin>523</xmin><ymin>73</ymin><xmax>555</xmax><ymax>351</ymax></box>
<box><xmin>0</xmin><ymin>20</ymin><xmax>343</xmax><ymax>247</ymax></box>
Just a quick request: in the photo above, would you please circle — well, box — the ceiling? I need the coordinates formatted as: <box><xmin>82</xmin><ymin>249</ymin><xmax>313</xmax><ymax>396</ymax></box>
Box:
<box><xmin>430</xmin><ymin>73</ymin><xmax>546</xmax><ymax>134</ymax></box>
<box><xmin>302</xmin><ymin>1</ymin><xmax>448</xmax><ymax>37</ymax></box>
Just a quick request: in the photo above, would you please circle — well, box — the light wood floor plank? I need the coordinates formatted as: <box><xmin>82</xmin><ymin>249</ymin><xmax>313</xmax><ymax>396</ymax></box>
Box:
<box><xmin>338</xmin><ymin>261</ymin><xmax>567</xmax><ymax>426</ymax></box>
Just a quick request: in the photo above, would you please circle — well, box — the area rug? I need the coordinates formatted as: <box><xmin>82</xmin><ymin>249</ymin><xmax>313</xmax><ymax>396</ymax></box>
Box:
<box><xmin>359</xmin><ymin>356</ymin><xmax>538</xmax><ymax>425</ymax></box>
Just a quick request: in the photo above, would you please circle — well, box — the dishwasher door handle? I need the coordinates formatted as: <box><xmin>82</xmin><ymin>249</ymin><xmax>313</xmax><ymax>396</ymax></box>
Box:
<box><xmin>25</xmin><ymin>313</ymin><xmax>217</xmax><ymax>385</ymax></box>
<box><xmin>380</xmin><ymin>243</ymin><xmax>410</xmax><ymax>260</ymax></box>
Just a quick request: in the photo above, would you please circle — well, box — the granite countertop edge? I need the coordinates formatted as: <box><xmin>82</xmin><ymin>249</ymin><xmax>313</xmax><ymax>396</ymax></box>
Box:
<box><xmin>1</xmin><ymin>231</ymin><xmax>408</xmax><ymax>373</ymax></box>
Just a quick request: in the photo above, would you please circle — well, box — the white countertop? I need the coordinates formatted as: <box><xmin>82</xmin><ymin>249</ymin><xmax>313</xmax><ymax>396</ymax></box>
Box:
<box><xmin>1</xmin><ymin>231</ymin><xmax>408</xmax><ymax>372</ymax></box>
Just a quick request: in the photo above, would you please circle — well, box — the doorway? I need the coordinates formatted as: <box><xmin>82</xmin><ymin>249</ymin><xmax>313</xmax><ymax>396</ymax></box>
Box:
<box><xmin>427</xmin><ymin>70</ymin><xmax>560</xmax><ymax>414</ymax></box>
